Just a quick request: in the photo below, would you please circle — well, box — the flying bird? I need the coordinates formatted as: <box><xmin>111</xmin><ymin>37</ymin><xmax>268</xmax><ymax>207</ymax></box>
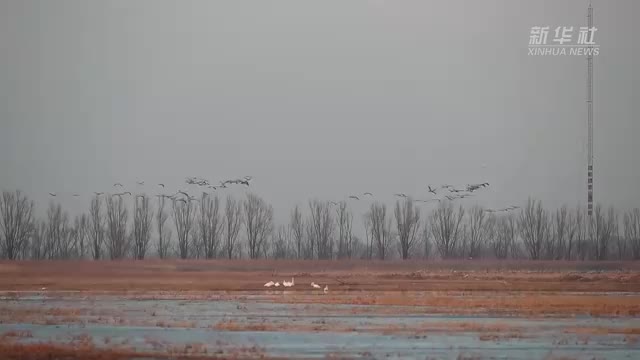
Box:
<box><xmin>72</xmin><ymin>193</ymin><xmax>80</xmax><ymax>197</ymax></box>
<box><xmin>348</xmin><ymin>195</ymin><xmax>359</xmax><ymax>200</ymax></box>
<box><xmin>158</xmin><ymin>183</ymin><xmax>165</xmax><ymax>188</ymax></box>
<box><xmin>427</xmin><ymin>186</ymin><xmax>437</xmax><ymax>195</ymax></box>
<box><xmin>363</xmin><ymin>192</ymin><xmax>373</xmax><ymax>197</ymax></box>
<box><xmin>49</xmin><ymin>192</ymin><xmax>56</xmax><ymax>197</ymax></box>
<box><xmin>466</xmin><ymin>183</ymin><xmax>490</xmax><ymax>192</ymax></box>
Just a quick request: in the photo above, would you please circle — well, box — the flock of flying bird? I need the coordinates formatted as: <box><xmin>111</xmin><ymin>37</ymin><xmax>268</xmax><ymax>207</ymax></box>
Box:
<box><xmin>338</xmin><ymin>182</ymin><xmax>520</xmax><ymax>213</ymax></box>
<box><xmin>263</xmin><ymin>277</ymin><xmax>329</xmax><ymax>293</ymax></box>
<box><xmin>47</xmin><ymin>176</ymin><xmax>254</xmax><ymax>203</ymax></box>
<box><xmin>46</xmin><ymin>177</ymin><xmax>519</xmax><ymax>214</ymax></box>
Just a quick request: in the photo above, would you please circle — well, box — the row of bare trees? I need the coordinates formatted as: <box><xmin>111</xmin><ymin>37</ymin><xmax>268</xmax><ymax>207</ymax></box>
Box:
<box><xmin>1</xmin><ymin>190</ymin><xmax>640</xmax><ymax>261</ymax></box>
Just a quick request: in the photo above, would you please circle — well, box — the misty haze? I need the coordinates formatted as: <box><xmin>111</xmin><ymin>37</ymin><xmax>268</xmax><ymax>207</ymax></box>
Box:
<box><xmin>0</xmin><ymin>1</ymin><xmax>639</xmax><ymax>359</ymax></box>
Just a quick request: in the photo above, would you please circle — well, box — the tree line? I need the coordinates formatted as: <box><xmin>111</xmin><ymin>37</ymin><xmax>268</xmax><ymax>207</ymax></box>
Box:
<box><xmin>1</xmin><ymin>190</ymin><xmax>639</xmax><ymax>261</ymax></box>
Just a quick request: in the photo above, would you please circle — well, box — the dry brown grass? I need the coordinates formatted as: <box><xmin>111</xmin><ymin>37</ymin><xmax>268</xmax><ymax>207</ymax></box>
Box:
<box><xmin>0</xmin><ymin>338</ymin><xmax>280</xmax><ymax>360</ymax></box>
<box><xmin>564</xmin><ymin>327</ymin><xmax>640</xmax><ymax>335</ymax></box>
<box><xmin>1</xmin><ymin>260</ymin><xmax>639</xmax><ymax>318</ymax></box>
<box><xmin>1</xmin><ymin>259</ymin><xmax>639</xmax><ymax>293</ymax></box>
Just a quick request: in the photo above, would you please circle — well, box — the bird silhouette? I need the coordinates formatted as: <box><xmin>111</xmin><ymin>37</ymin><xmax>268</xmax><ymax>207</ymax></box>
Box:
<box><xmin>363</xmin><ymin>192</ymin><xmax>373</xmax><ymax>197</ymax></box>
<box><xmin>348</xmin><ymin>195</ymin><xmax>360</xmax><ymax>200</ymax></box>
<box><xmin>158</xmin><ymin>183</ymin><xmax>165</xmax><ymax>188</ymax></box>
<box><xmin>49</xmin><ymin>193</ymin><xmax>56</xmax><ymax>197</ymax></box>
<box><xmin>72</xmin><ymin>194</ymin><xmax>80</xmax><ymax>197</ymax></box>
<box><xmin>427</xmin><ymin>186</ymin><xmax>437</xmax><ymax>194</ymax></box>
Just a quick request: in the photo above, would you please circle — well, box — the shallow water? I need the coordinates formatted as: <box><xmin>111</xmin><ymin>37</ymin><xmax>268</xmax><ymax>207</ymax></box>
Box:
<box><xmin>0</xmin><ymin>293</ymin><xmax>639</xmax><ymax>359</ymax></box>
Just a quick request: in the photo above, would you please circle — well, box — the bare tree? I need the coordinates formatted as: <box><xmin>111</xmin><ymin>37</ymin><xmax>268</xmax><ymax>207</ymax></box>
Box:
<box><xmin>366</xmin><ymin>202</ymin><xmax>393</xmax><ymax>260</ymax></box>
<box><xmin>45</xmin><ymin>202</ymin><xmax>72</xmax><ymax>259</ymax></box>
<box><xmin>574</xmin><ymin>206</ymin><xmax>589</xmax><ymax>260</ymax></box>
<box><xmin>0</xmin><ymin>190</ymin><xmax>34</xmax><ymax>260</ymax></box>
<box><xmin>547</xmin><ymin>205</ymin><xmax>569</xmax><ymax>260</ymax></box>
<box><xmin>133</xmin><ymin>195</ymin><xmax>153</xmax><ymax>259</ymax></box>
<box><xmin>72</xmin><ymin>214</ymin><xmax>88</xmax><ymax>259</ymax></box>
<box><xmin>199</xmin><ymin>194</ymin><xmax>222</xmax><ymax>259</ymax></box>
<box><xmin>493</xmin><ymin>214</ymin><xmax>516</xmax><ymax>259</ymax></box>
<box><xmin>394</xmin><ymin>197</ymin><xmax>421</xmax><ymax>259</ymax></box>
<box><xmin>464</xmin><ymin>205</ymin><xmax>493</xmax><ymax>258</ymax></box>
<box><xmin>106</xmin><ymin>195</ymin><xmax>129</xmax><ymax>259</ymax></box>
<box><xmin>430</xmin><ymin>201</ymin><xmax>465</xmax><ymax>259</ymax></box>
<box><xmin>362</xmin><ymin>215</ymin><xmax>373</xmax><ymax>260</ymax></box>
<box><xmin>156</xmin><ymin>196</ymin><xmax>170</xmax><ymax>259</ymax></box>
<box><xmin>272</xmin><ymin>224</ymin><xmax>290</xmax><ymax>259</ymax></box>
<box><xmin>223</xmin><ymin>195</ymin><xmax>242</xmax><ymax>259</ymax></box>
<box><xmin>190</xmin><ymin>225</ymin><xmax>202</xmax><ymax>258</ymax></box>
<box><xmin>30</xmin><ymin>220</ymin><xmax>46</xmax><ymax>260</ymax></box>
<box><xmin>564</xmin><ymin>209</ymin><xmax>577</xmax><ymax>260</ymax></box>
<box><xmin>244</xmin><ymin>193</ymin><xmax>274</xmax><ymax>259</ymax></box>
<box><xmin>88</xmin><ymin>195</ymin><xmax>104</xmax><ymax>260</ymax></box>
<box><xmin>173</xmin><ymin>199</ymin><xmax>195</xmax><ymax>259</ymax></box>
<box><xmin>590</xmin><ymin>204</ymin><xmax>617</xmax><ymax>260</ymax></box>
<box><xmin>623</xmin><ymin>208</ymin><xmax>640</xmax><ymax>260</ymax></box>
<box><xmin>290</xmin><ymin>205</ymin><xmax>304</xmax><ymax>259</ymax></box>
<box><xmin>308</xmin><ymin>200</ymin><xmax>335</xmax><ymax>259</ymax></box>
<box><xmin>336</xmin><ymin>201</ymin><xmax>354</xmax><ymax>259</ymax></box>
<box><xmin>422</xmin><ymin>222</ymin><xmax>432</xmax><ymax>259</ymax></box>
<box><xmin>518</xmin><ymin>198</ymin><xmax>550</xmax><ymax>260</ymax></box>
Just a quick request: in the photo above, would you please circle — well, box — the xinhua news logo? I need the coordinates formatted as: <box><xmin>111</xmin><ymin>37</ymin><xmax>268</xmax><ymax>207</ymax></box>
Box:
<box><xmin>528</xmin><ymin>26</ymin><xmax>599</xmax><ymax>56</ymax></box>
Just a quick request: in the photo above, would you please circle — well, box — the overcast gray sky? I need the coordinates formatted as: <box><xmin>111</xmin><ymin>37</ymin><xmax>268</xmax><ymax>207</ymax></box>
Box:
<box><xmin>1</xmin><ymin>0</ymin><xmax>638</xmax><ymax>222</ymax></box>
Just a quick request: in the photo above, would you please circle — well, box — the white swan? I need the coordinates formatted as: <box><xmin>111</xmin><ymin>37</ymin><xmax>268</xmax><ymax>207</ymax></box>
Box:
<box><xmin>274</xmin><ymin>282</ymin><xmax>280</xmax><ymax>287</ymax></box>
<box><xmin>264</xmin><ymin>281</ymin><xmax>275</xmax><ymax>287</ymax></box>
<box><xmin>323</xmin><ymin>285</ymin><xmax>329</xmax><ymax>293</ymax></box>
<box><xmin>283</xmin><ymin>277</ymin><xmax>295</xmax><ymax>287</ymax></box>
<box><xmin>311</xmin><ymin>282</ymin><xmax>321</xmax><ymax>289</ymax></box>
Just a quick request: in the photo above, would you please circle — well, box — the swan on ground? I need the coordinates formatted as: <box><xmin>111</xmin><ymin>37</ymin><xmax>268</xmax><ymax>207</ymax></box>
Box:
<box><xmin>264</xmin><ymin>281</ymin><xmax>275</xmax><ymax>287</ymax></box>
<box><xmin>283</xmin><ymin>277</ymin><xmax>295</xmax><ymax>287</ymax></box>
<box><xmin>323</xmin><ymin>285</ymin><xmax>329</xmax><ymax>293</ymax></box>
<box><xmin>311</xmin><ymin>282</ymin><xmax>321</xmax><ymax>289</ymax></box>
